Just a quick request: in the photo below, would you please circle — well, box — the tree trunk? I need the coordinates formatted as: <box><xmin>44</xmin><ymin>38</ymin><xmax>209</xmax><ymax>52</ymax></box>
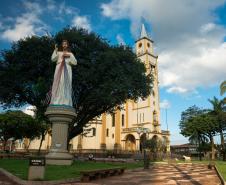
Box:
<box><xmin>38</xmin><ymin>132</ymin><xmax>45</xmax><ymax>155</ymax></box>
<box><xmin>210</xmin><ymin>135</ymin><xmax>215</xmax><ymax>160</ymax></box>
<box><xmin>26</xmin><ymin>139</ymin><xmax>31</xmax><ymax>152</ymax></box>
<box><xmin>198</xmin><ymin>135</ymin><xmax>202</xmax><ymax>161</ymax></box>
<box><xmin>220</xmin><ymin>130</ymin><xmax>225</xmax><ymax>161</ymax></box>
<box><xmin>3</xmin><ymin>140</ymin><xmax>7</xmax><ymax>151</ymax></box>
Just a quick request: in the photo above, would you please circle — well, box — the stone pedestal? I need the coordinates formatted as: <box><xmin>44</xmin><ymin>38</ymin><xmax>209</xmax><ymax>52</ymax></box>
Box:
<box><xmin>45</xmin><ymin>105</ymin><xmax>76</xmax><ymax>165</ymax></box>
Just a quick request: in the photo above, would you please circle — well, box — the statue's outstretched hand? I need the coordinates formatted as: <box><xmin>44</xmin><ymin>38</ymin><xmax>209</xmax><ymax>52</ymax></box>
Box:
<box><xmin>55</xmin><ymin>44</ymin><xmax>58</xmax><ymax>51</ymax></box>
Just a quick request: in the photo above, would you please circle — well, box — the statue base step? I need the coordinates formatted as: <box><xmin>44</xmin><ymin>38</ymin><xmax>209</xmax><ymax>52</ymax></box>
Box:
<box><xmin>46</xmin><ymin>151</ymin><xmax>73</xmax><ymax>165</ymax></box>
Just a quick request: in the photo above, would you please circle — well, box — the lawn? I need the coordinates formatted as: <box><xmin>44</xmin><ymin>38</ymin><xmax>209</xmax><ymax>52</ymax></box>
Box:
<box><xmin>0</xmin><ymin>159</ymin><xmax>143</xmax><ymax>180</ymax></box>
<box><xmin>215</xmin><ymin>161</ymin><xmax>226</xmax><ymax>181</ymax></box>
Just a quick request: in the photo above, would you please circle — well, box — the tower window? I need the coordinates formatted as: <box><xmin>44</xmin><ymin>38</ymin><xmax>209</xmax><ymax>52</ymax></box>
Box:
<box><xmin>139</xmin><ymin>43</ymin><xmax>142</xmax><ymax>48</ymax></box>
<box><xmin>147</xmin><ymin>43</ymin><xmax>150</xmax><ymax>48</ymax></box>
<box><xmin>112</xmin><ymin>113</ymin><xmax>115</xmax><ymax>127</ymax></box>
<box><xmin>153</xmin><ymin>111</ymin><xmax>157</xmax><ymax>122</ymax></box>
<box><xmin>112</xmin><ymin>134</ymin><xmax>114</xmax><ymax>139</ymax></box>
<box><xmin>106</xmin><ymin>129</ymin><xmax>109</xmax><ymax>137</ymax></box>
<box><xmin>122</xmin><ymin>114</ymin><xmax>125</xmax><ymax>127</ymax></box>
<box><xmin>93</xmin><ymin>128</ymin><xmax>96</xmax><ymax>136</ymax></box>
<box><xmin>140</xmin><ymin>113</ymin><xmax>142</xmax><ymax>123</ymax></box>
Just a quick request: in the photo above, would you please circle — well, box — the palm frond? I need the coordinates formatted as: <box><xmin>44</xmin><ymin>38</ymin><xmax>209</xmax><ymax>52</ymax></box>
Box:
<box><xmin>220</xmin><ymin>81</ymin><xmax>226</xmax><ymax>96</ymax></box>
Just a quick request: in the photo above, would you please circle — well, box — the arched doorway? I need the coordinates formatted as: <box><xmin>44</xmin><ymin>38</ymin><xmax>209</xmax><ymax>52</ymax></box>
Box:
<box><xmin>140</xmin><ymin>133</ymin><xmax>147</xmax><ymax>152</ymax></box>
<box><xmin>125</xmin><ymin>134</ymin><xmax>136</xmax><ymax>151</ymax></box>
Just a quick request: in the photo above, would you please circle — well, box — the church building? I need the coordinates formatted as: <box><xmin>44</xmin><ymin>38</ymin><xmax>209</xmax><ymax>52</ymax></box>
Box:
<box><xmin>70</xmin><ymin>24</ymin><xmax>170</xmax><ymax>152</ymax></box>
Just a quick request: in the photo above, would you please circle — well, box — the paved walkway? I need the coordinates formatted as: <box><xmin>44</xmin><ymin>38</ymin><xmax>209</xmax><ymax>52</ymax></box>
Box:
<box><xmin>0</xmin><ymin>171</ymin><xmax>20</xmax><ymax>185</ymax></box>
<box><xmin>0</xmin><ymin>163</ymin><xmax>222</xmax><ymax>185</ymax></box>
<box><xmin>62</xmin><ymin>163</ymin><xmax>221</xmax><ymax>185</ymax></box>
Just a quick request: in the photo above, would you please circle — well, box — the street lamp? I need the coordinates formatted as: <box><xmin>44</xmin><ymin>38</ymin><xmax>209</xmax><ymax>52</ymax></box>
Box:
<box><xmin>136</xmin><ymin>127</ymin><xmax>150</xmax><ymax>169</ymax></box>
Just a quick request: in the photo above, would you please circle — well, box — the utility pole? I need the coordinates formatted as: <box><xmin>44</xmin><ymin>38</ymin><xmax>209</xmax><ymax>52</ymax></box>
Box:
<box><xmin>165</xmin><ymin>108</ymin><xmax>168</xmax><ymax>131</ymax></box>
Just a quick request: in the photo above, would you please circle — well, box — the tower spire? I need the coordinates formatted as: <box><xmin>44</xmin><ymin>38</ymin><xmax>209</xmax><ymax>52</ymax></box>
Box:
<box><xmin>140</xmin><ymin>23</ymin><xmax>148</xmax><ymax>39</ymax></box>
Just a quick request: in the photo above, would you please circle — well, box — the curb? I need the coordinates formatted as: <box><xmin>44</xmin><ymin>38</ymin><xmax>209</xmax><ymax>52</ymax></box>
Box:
<box><xmin>0</xmin><ymin>168</ymin><xmax>80</xmax><ymax>185</ymax></box>
<box><xmin>214</xmin><ymin>165</ymin><xmax>226</xmax><ymax>185</ymax></box>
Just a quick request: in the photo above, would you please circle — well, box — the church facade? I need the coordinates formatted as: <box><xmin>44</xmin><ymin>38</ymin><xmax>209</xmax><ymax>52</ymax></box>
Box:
<box><xmin>16</xmin><ymin>24</ymin><xmax>170</xmax><ymax>152</ymax></box>
<box><xmin>70</xmin><ymin>24</ymin><xmax>170</xmax><ymax>152</ymax></box>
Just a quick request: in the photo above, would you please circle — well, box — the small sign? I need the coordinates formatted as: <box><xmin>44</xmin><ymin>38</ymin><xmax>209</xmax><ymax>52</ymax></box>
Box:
<box><xmin>29</xmin><ymin>157</ymin><xmax>46</xmax><ymax>166</ymax></box>
<box><xmin>55</xmin><ymin>143</ymin><xmax>62</xmax><ymax>148</ymax></box>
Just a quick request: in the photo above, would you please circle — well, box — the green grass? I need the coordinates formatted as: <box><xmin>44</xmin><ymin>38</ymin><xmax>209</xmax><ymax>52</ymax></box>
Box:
<box><xmin>0</xmin><ymin>159</ymin><xmax>29</xmax><ymax>180</ymax></box>
<box><xmin>0</xmin><ymin>159</ymin><xmax>143</xmax><ymax>181</ymax></box>
<box><xmin>215</xmin><ymin>161</ymin><xmax>226</xmax><ymax>181</ymax></box>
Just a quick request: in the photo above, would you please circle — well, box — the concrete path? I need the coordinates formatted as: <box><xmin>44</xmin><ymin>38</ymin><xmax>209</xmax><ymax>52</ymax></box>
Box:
<box><xmin>62</xmin><ymin>163</ymin><xmax>222</xmax><ymax>185</ymax></box>
<box><xmin>0</xmin><ymin>171</ymin><xmax>20</xmax><ymax>185</ymax></box>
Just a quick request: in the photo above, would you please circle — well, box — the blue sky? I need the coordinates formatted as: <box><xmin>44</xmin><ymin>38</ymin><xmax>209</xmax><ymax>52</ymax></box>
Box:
<box><xmin>0</xmin><ymin>0</ymin><xmax>226</xmax><ymax>145</ymax></box>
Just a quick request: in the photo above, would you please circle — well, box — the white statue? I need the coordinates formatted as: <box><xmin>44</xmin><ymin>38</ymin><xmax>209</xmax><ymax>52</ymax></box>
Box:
<box><xmin>50</xmin><ymin>40</ymin><xmax>77</xmax><ymax>106</ymax></box>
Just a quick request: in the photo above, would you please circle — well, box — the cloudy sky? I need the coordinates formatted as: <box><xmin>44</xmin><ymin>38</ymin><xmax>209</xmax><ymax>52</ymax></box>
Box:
<box><xmin>0</xmin><ymin>0</ymin><xmax>226</xmax><ymax>144</ymax></box>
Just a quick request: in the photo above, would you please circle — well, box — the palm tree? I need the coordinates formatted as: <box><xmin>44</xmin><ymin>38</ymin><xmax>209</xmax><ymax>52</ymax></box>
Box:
<box><xmin>220</xmin><ymin>81</ymin><xmax>226</xmax><ymax>96</ymax></box>
<box><xmin>208</xmin><ymin>97</ymin><xmax>226</xmax><ymax>160</ymax></box>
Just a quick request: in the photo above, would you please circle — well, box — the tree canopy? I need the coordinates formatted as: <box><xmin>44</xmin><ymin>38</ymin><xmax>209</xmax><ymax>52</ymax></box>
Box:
<box><xmin>0</xmin><ymin>111</ymin><xmax>41</xmax><ymax>150</ymax></box>
<box><xmin>0</xmin><ymin>27</ymin><xmax>152</xmax><ymax>140</ymax></box>
<box><xmin>180</xmin><ymin>106</ymin><xmax>216</xmax><ymax>160</ymax></box>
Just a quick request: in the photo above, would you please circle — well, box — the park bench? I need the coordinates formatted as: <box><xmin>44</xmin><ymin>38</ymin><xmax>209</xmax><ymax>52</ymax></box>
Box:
<box><xmin>94</xmin><ymin>158</ymin><xmax>126</xmax><ymax>163</ymax></box>
<box><xmin>80</xmin><ymin>167</ymin><xmax>125</xmax><ymax>182</ymax></box>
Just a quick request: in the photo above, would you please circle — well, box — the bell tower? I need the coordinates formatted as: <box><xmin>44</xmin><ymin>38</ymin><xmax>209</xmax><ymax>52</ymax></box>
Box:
<box><xmin>135</xmin><ymin>24</ymin><xmax>161</xmax><ymax>132</ymax></box>
<box><xmin>136</xmin><ymin>24</ymin><xmax>154</xmax><ymax>56</ymax></box>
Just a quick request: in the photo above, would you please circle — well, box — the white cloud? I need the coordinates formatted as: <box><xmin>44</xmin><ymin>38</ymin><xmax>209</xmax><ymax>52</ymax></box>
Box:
<box><xmin>101</xmin><ymin>0</ymin><xmax>226</xmax><ymax>95</ymax></box>
<box><xmin>116</xmin><ymin>34</ymin><xmax>125</xmax><ymax>45</ymax></box>
<box><xmin>200</xmin><ymin>23</ymin><xmax>216</xmax><ymax>34</ymax></box>
<box><xmin>166</xmin><ymin>87</ymin><xmax>188</xmax><ymax>94</ymax></box>
<box><xmin>22</xmin><ymin>105</ymin><xmax>36</xmax><ymax>117</ymax></box>
<box><xmin>1</xmin><ymin>13</ymin><xmax>45</xmax><ymax>41</ymax></box>
<box><xmin>72</xmin><ymin>16</ymin><xmax>91</xmax><ymax>31</ymax></box>
<box><xmin>0</xmin><ymin>1</ymin><xmax>87</xmax><ymax>41</ymax></box>
<box><xmin>160</xmin><ymin>99</ymin><xmax>171</xmax><ymax>109</ymax></box>
<box><xmin>23</xmin><ymin>1</ymin><xmax>43</xmax><ymax>14</ymax></box>
<box><xmin>1</xmin><ymin>1</ymin><xmax>46</xmax><ymax>42</ymax></box>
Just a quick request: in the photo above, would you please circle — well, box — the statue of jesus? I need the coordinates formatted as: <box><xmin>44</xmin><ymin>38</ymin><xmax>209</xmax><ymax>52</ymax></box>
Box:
<box><xmin>50</xmin><ymin>40</ymin><xmax>77</xmax><ymax>106</ymax></box>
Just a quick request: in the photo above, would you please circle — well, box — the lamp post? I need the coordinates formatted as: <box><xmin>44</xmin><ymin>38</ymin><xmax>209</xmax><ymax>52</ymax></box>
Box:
<box><xmin>136</xmin><ymin>127</ymin><xmax>150</xmax><ymax>169</ymax></box>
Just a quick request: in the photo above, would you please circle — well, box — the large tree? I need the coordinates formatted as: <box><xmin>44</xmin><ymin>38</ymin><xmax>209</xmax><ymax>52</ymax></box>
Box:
<box><xmin>0</xmin><ymin>27</ymin><xmax>152</xmax><ymax>141</ymax></box>
<box><xmin>179</xmin><ymin>106</ymin><xmax>212</xmax><ymax>160</ymax></box>
<box><xmin>192</xmin><ymin>113</ymin><xmax>218</xmax><ymax>160</ymax></box>
<box><xmin>208</xmin><ymin>96</ymin><xmax>226</xmax><ymax>160</ymax></box>
<box><xmin>0</xmin><ymin>111</ymin><xmax>41</xmax><ymax>151</ymax></box>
